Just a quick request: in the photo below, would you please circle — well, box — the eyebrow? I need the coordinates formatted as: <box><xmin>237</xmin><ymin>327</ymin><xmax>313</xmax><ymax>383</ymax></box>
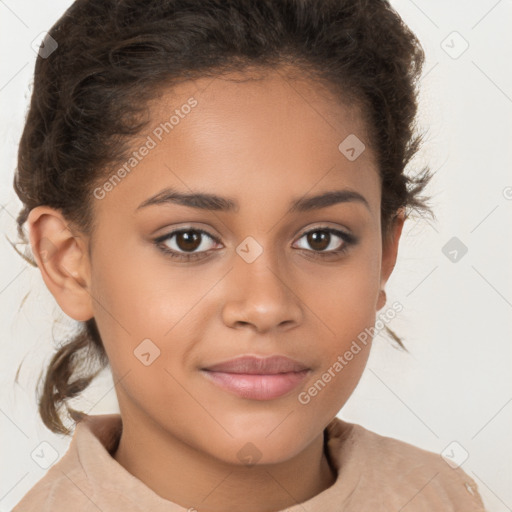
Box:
<box><xmin>136</xmin><ymin>187</ymin><xmax>370</xmax><ymax>213</ymax></box>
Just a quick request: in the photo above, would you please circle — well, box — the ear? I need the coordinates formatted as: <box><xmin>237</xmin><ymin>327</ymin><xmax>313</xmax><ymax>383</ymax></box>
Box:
<box><xmin>376</xmin><ymin>208</ymin><xmax>406</xmax><ymax>311</ymax></box>
<box><xmin>27</xmin><ymin>206</ymin><xmax>94</xmax><ymax>322</ymax></box>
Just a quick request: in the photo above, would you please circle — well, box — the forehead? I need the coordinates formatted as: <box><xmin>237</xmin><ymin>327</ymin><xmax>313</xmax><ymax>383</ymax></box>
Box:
<box><xmin>154</xmin><ymin>67</ymin><xmax>375</xmax><ymax>166</ymax></box>
<box><xmin>94</xmin><ymin>68</ymin><xmax>381</xmax><ymax>220</ymax></box>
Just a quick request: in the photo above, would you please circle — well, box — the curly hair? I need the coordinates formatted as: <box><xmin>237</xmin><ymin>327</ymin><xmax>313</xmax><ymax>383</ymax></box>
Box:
<box><xmin>12</xmin><ymin>0</ymin><xmax>435</xmax><ymax>435</ymax></box>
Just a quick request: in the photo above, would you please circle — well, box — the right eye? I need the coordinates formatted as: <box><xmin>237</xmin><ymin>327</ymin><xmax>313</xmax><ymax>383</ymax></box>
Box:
<box><xmin>154</xmin><ymin>228</ymin><xmax>222</xmax><ymax>261</ymax></box>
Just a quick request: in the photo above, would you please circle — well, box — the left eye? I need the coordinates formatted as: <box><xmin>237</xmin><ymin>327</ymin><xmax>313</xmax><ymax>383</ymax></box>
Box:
<box><xmin>293</xmin><ymin>227</ymin><xmax>352</xmax><ymax>253</ymax></box>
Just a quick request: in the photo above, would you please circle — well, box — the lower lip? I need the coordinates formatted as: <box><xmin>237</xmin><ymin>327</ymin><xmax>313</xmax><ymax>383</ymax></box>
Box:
<box><xmin>201</xmin><ymin>370</ymin><xmax>310</xmax><ymax>400</ymax></box>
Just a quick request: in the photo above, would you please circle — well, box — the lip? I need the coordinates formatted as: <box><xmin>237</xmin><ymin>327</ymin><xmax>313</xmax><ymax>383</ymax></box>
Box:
<box><xmin>201</xmin><ymin>355</ymin><xmax>311</xmax><ymax>400</ymax></box>
<box><xmin>202</xmin><ymin>355</ymin><xmax>310</xmax><ymax>374</ymax></box>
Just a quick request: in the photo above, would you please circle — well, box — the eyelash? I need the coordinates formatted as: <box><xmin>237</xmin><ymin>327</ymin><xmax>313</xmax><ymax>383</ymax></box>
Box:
<box><xmin>154</xmin><ymin>226</ymin><xmax>357</xmax><ymax>262</ymax></box>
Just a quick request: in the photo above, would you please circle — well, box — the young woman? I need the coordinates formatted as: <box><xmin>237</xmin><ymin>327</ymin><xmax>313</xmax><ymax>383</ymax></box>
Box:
<box><xmin>11</xmin><ymin>0</ymin><xmax>487</xmax><ymax>510</ymax></box>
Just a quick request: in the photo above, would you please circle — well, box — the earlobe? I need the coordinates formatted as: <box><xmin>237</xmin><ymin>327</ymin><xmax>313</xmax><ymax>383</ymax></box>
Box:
<box><xmin>27</xmin><ymin>206</ymin><xmax>94</xmax><ymax>322</ymax></box>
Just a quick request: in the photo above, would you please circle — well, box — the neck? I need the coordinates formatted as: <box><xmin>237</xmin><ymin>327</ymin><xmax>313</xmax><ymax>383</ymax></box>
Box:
<box><xmin>112</xmin><ymin>414</ymin><xmax>337</xmax><ymax>512</ymax></box>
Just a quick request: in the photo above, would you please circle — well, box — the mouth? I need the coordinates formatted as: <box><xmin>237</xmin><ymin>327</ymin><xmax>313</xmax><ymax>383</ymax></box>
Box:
<box><xmin>200</xmin><ymin>355</ymin><xmax>311</xmax><ymax>400</ymax></box>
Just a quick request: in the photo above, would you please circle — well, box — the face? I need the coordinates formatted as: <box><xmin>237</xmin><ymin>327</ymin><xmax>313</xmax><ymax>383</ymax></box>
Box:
<box><xmin>32</xmin><ymin>67</ymin><xmax>403</xmax><ymax>465</ymax></box>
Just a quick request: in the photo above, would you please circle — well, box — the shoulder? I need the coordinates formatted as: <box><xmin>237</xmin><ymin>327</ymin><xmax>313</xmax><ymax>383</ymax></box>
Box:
<box><xmin>11</xmin><ymin>464</ymin><xmax>95</xmax><ymax>512</ymax></box>
<box><xmin>327</xmin><ymin>418</ymin><xmax>487</xmax><ymax>511</ymax></box>
<box><xmin>12</xmin><ymin>414</ymin><xmax>122</xmax><ymax>512</ymax></box>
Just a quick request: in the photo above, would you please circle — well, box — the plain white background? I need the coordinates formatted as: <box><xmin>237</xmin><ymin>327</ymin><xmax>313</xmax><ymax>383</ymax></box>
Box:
<box><xmin>0</xmin><ymin>1</ymin><xmax>511</xmax><ymax>510</ymax></box>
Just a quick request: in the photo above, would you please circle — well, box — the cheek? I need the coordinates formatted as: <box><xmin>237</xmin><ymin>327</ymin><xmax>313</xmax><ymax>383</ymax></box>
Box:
<box><xmin>88</xmin><ymin>238</ymin><xmax>218</xmax><ymax>379</ymax></box>
<box><xmin>88</xmin><ymin>239</ymin><xmax>163</xmax><ymax>363</ymax></box>
<box><xmin>297</xmin><ymin>241</ymin><xmax>381</xmax><ymax>410</ymax></box>
<box><xmin>88</xmin><ymin>248</ymin><xmax>198</xmax><ymax>423</ymax></box>
<box><xmin>90</xmin><ymin>234</ymin><xmax>180</xmax><ymax>330</ymax></box>
<box><xmin>311</xmin><ymin>241</ymin><xmax>382</xmax><ymax>338</ymax></box>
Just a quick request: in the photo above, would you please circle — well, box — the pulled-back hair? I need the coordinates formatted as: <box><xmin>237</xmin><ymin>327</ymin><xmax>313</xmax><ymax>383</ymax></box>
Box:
<box><xmin>12</xmin><ymin>0</ymin><xmax>435</xmax><ymax>435</ymax></box>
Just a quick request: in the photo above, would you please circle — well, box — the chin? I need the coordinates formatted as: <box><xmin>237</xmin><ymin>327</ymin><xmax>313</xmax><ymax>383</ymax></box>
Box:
<box><xmin>207</xmin><ymin>428</ymin><xmax>313</xmax><ymax>467</ymax></box>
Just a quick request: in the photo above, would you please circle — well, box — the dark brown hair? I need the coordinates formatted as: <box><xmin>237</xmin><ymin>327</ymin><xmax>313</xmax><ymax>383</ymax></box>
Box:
<box><xmin>12</xmin><ymin>0</ymin><xmax>435</xmax><ymax>435</ymax></box>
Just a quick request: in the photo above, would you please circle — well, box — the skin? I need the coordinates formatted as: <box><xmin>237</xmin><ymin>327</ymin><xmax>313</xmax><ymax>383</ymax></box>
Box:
<box><xmin>27</xmin><ymin>67</ymin><xmax>404</xmax><ymax>512</ymax></box>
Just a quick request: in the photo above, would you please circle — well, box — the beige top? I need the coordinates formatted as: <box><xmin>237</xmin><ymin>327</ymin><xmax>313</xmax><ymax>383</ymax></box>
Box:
<box><xmin>13</xmin><ymin>414</ymin><xmax>487</xmax><ymax>511</ymax></box>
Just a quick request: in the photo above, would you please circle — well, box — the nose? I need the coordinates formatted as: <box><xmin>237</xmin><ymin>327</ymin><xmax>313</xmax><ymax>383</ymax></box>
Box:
<box><xmin>221</xmin><ymin>244</ymin><xmax>304</xmax><ymax>334</ymax></box>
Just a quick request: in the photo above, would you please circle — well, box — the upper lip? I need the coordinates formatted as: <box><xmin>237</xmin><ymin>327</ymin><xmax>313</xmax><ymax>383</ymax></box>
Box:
<box><xmin>202</xmin><ymin>355</ymin><xmax>310</xmax><ymax>374</ymax></box>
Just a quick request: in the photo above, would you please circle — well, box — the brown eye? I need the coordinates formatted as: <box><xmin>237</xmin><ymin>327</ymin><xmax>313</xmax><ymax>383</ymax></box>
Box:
<box><xmin>306</xmin><ymin>230</ymin><xmax>331</xmax><ymax>251</ymax></box>
<box><xmin>155</xmin><ymin>228</ymin><xmax>220</xmax><ymax>259</ymax></box>
<box><xmin>294</xmin><ymin>227</ymin><xmax>353</xmax><ymax>254</ymax></box>
<box><xmin>175</xmin><ymin>230</ymin><xmax>202</xmax><ymax>252</ymax></box>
